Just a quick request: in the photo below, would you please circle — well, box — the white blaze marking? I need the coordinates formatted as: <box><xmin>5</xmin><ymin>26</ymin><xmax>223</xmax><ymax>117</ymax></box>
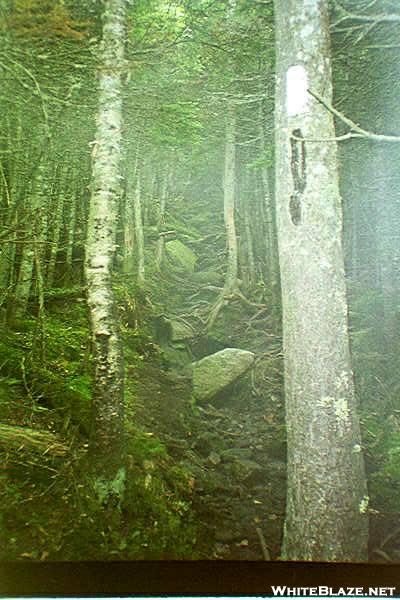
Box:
<box><xmin>287</xmin><ymin>65</ymin><xmax>308</xmax><ymax>116</ymax></box>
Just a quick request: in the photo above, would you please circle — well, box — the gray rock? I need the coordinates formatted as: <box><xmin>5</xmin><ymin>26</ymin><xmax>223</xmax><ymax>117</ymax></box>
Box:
<box><xmin>169</xmin><ymin>319</ymin><xmax>194</xmax><ymax>341</ymax></box>
<box><xmin>155</xmin><ymin>315</ymin><xmax>194</xmax><ymax>345</ymax></box>
<box><xmin>192</xmin><ymin>348</ymin><xmax>255</xmax><ymax>403</ymax></box>
<box><xmin>166</xmin><ymin>239</ymin><xmax>197</xmax><ymax>272</ymax></box>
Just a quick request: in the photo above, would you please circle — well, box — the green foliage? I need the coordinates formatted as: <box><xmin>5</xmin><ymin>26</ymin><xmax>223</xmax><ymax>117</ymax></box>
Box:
<box><xmin>0</xmin><ymin>285</ymin><xmax>202</xmax><ymax>559</ymax></box>
<box><xmin>4</xmin><ymin>0</ymin><xmax>88</xmax><ymax>40</ymax></box>
<box><xmin>0</xmin><ymin>305</ymin><xmax>91</xmax><ymax>431</ymax></box>
<box><xmin>0</xmin><ymin>416</ymin><xmax>200</xmax><ymax>560</ymax></box>
<box><xmin>94</xmin><ymin>467</ymin><xmax>126</xmax><ymax>507</ymax></box>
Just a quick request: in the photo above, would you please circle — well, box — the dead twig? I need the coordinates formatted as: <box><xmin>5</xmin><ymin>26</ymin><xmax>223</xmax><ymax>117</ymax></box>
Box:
<box><xmin>256</xmin><ymin>527</ymin><xmax>271</xmax><ymax>560</ymax></box>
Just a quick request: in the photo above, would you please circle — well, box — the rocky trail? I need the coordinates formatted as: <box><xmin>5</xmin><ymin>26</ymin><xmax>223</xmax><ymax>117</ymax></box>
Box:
<box><xmin>187</xmin><ymin>400</ymin><xmax>286</xmax><ymax>559</ymax></box>
<box><xmin>131</xmin><ymin>350</ymin><xmax>286</xmax><ymax>559</ymax></box>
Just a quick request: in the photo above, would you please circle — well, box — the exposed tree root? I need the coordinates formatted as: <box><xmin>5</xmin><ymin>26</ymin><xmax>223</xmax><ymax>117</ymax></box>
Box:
<box><xmin>206</xmin><ymin>281</ymin><xmax>267</xmax><ymax>330</ymax></box>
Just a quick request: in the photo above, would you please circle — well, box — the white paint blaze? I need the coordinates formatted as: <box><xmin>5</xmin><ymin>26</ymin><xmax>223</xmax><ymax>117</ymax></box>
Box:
<box><xmin>286</xmin><ymin>65</ymin><xmax>308</xmax><ymax>116</ymax></box>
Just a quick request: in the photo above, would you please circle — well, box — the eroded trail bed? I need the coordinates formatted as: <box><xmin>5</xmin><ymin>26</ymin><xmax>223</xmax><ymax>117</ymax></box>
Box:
<box><xmin>132</xmin><ymin>361</ymin><xmax>286</xmax><ymax>559</ymax></box>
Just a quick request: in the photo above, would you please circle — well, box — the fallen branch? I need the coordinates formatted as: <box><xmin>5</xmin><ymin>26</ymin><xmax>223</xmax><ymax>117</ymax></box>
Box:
<box><xmin>0</xmin><ymin>424</ymin><xmax>68</xmax><ymax>457</ymax></box>
<box><xmin>256</xmin><ymin>527</ymin><xmax>271</xmax><ymax>560</ymax></box>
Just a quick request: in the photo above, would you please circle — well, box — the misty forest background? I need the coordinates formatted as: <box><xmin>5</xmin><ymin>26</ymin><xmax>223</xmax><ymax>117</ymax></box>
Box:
<box><xmin>1</xmin><ymin>0</ymin><xmax>400</xmax><ymax>562</ymax></box>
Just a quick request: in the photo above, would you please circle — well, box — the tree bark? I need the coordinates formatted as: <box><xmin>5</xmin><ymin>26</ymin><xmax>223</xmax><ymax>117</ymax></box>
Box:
<box><xmin>258</xmin><ymin>102</ymin><xmax>279</xmax><ymax>295</ymax></box>
<box><xmin>46</xmin><ymin>166</ymin><xmax>66</xmax><ymax>288</ymax></box>
<box><xmin>241</xmin><ymin>169</ymin><xmax>256</xmax><ymax>287</ymax></box>
<box><xmin>122</xmin><ymin>147</ymin><xmax>140</xmax><ymax>274</ymax></box>
<box><xmin>156</xmin><ymin>170</ymin><xmax>169</xmax><ymax>270</ymax></box>
<box><xmin>64</xmin><ymin>190</ymin><xmax>77</xmax><ymax>281</ymax></box>
<box><xmin>275</xmin><ymin>0</ymin><xmax>368</xmax><ymax>561</ymax></box>
<box><xmin>133</xmin><ymin>171</ymin><xmax>145</xmax><ymax>287</ymax></box>
<box><xmin>12</xmin><ymin>163</ymin><xmax>46</xmax><ymax>320</ymax></box>
<box><xmin>223</xmin><ymin>101</ymin><xmax>239</xmax><ymax>292</ymax></box>
<box><xmin>85</xmin><ymin>0</ymin><xmax>126</xmax><ymax>483</ymax></box>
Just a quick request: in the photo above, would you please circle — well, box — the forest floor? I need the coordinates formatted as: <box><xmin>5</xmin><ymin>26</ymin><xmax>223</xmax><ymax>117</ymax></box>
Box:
<box><xmin>0</xmin><ymin>289</ymin><xmax>287</xmax><ymax>560</ymax></box>
<box><xmin>1</xmin><ymin>283</ymin><xmax>399</xmax><ymax>561</ymax></box>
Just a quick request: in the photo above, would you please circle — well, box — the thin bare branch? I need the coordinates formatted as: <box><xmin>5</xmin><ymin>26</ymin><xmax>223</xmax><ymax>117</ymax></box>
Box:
<box><xmin>308</xmin><ymin>88</ymin><xmax>400</xmax><ymax>143</ymax></box>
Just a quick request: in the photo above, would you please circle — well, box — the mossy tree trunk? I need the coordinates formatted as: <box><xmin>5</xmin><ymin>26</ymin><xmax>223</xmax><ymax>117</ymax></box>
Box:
<box><xmin>85</xmin><ymin>0</ymin><xmax>126</xmax><ymax>485</ymax></box>
<box><xmin>275</xmin><ymin>0</ymin><xmax>368</xmax><ymax>561</ymax></box>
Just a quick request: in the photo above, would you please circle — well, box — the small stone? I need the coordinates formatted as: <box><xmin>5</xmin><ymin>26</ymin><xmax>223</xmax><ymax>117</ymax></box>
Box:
<box><xmin>208</xmin><ymin>451</ymin><xmax>221</xmax><ymax>465</ymax></box>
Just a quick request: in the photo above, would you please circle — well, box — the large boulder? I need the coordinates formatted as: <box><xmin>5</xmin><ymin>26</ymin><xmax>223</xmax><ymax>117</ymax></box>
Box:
<box><xmin>155</xmin><ymin>315</ymin><xmax>194</xmax><ymax>343</ymax></box>
<box><xmin>166</xmin><ymin>239</ymin><xmax>197</xmax><ymax>272</ymax></box>
<box><xmin>192</xmin><ymin>348</ymin><xmax>255</xmax><ymax>403</ymax></box>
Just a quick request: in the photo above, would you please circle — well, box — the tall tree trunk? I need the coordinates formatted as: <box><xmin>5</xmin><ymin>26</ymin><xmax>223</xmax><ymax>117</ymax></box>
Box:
<box><xmin>46</xmin><ymin>166</ymin><xmax>66</xmax><ymax>288</ymax></box>
<box><xmin>275</xmin><ymin>0</ymin><xmax>368</xmax><ymax>561</ymax></box>
<box><xmin>123</xmin><ymin>147</ymin><xmax>140</xmax><ymax>273</ymax></box>
<box><xmin>12</xmin><ymin>163</ymin><xmax>46</xmax><ymax>320</ymax></box>
<box><xmin>241</xmin><ymin>169</ymin><xmax>256</xmax><ymax>287</ymax></box>
<box><xmin>223</xmin><ymin>101</ymin><xmax>238</xmax><ymax>292</ymax></box>
<box><xmin>85</xmin><ymin>0</ymin><xmax>126</xmax><ymax>485</ymax></box>
<box><xmin>156</xmin><ymin>169</ymin><xmax>169</xmax><ymax>270</ymax></box>
<box><xmin>258</xmin><ymin>102</ymin><xmax>278</xmax><ymax>295</ymax></box>
<box><xmin>64</xmin><ymin>191</ymin><xmax>77</xmax><ymax>282</ymax></box>
<box><xmin>133</xmin><ymin>171</ymin><xmax>145</xmax><ymax>287</ymax></box>
<box><xmin>376</xmin><ymin>147</ymin><xmax>399</xmax><ymax>348</ymax></box>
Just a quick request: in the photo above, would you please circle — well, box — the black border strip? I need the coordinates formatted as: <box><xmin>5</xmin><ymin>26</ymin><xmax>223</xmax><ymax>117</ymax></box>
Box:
<box><xmin>1</xmin><ymin>561</ymin><xmax>400</xmax><ymax>596</ymax></box>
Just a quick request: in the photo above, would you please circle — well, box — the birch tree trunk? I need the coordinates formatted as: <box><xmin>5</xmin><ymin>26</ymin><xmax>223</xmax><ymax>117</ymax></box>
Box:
<box><xmin>223</xmin><ymin>101</ymin><xmax>239</xmax><ymax>292</ymax></box>
<box><xmin>85</xmin><ymin>0</ymin><xmax>126</xmax><ymax>484</ymax></box>
<box><xmin>275</xmin><ymin>0</ymin><xmax>368</xmax><ymax>561</ymax></box>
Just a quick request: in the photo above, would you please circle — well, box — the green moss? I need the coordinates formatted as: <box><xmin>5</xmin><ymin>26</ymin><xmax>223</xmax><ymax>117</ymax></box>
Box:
<box><xmin>0</xmin><ymin>308</ymin><xmax>92</xmax><ymax>433</ymax></box>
